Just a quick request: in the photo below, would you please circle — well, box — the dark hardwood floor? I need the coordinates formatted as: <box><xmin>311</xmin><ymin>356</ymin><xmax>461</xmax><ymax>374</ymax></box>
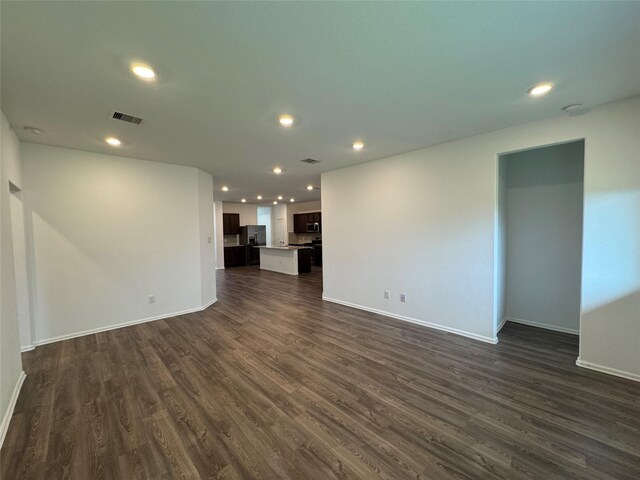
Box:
<box><xmin>2</xmin><ymin>266</ymin><xmax>639</xmax><ymax>479</ymax></box>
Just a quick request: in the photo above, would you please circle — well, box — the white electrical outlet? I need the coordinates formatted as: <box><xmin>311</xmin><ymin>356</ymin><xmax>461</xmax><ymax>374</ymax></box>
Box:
<box><xmin>400</xmin><ymin>293</ymin><xmax>407</xmax><ymax>303</ymax></box>
<box><xmin>384</xmin><ymin>290</ymin><xmax>390</xmax><ymax>300</ymax></box>
<box><xmin>148</xmin><ymin>295</ymin><xmax>156</xmax><ymax>304</ymax></box>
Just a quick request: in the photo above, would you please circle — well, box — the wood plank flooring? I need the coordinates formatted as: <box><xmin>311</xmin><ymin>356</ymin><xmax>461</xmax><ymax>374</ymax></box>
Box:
<box><xmin>2</xmin><ymin>266</ymin><xmax>639</xmax><ymax>479</ymax></box>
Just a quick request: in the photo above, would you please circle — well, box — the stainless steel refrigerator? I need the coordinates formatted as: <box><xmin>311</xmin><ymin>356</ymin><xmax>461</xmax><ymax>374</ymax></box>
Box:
<box><xmin>240</xmin><ymin>225</ymin><xmax>266</xmax><ymax>265</ymax></box>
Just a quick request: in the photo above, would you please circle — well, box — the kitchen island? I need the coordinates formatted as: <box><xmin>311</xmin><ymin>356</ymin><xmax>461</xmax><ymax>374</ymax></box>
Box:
<box><xmin>258</xmin><ymin>246</ymin><xmax>312</xmax><ymax>275</ymax></box>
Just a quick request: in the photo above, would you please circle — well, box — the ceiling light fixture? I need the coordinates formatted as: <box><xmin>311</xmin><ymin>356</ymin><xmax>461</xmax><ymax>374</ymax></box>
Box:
<box><xmin>273</xmin><ymin>167</ymin><xmax>282</xmax><ymax>174</ymax></box>
<box><xmin>290</xmin><ymin>198</ymin><xmax>295</xmax><ymax>202</ymax></box>
<box><xmin>257</xmin><ymin>195</ymin><xmax>263</xmax><ymax>200</ymax></box>
<box><xmin>23</xmin><ymin>126</ymin><xmax>43</xmax><ymax>134</ymax></box>
<box><xmin>222</xmin><ymin>186</ymin><xmax>229</xmax><ymax>192</ymax></box>
<box><xmin>273</xmin><ymin>201</ymin><xmax>278</xmax><ymax>205</ymax></box>
<box><xmin>241</xmin><ymin>198</ymin><xmax>247</xmax><ymax>203</ymax></box>
<box><xmin>131</xmin><ymin>63</ymin><xmax>157</xmax><ymax>80</ymax></box>
<box><xmin>105</xmin><ymin>136</ymin><xmax>121</xmax><ymax>146</ymax></box>
<box><xmin>278</xmin><ymin>114</ymin><xmax>294</xmax><ymax>127</ymax></box>
<box><xmin>277</xmin><ymin>195</ymin><xmax>283</xmax><ymax>200</ymax></box>
<box><xmin>352</xmin><ymin>140</ymin><xmax>365</xmax><ymax>151</ymax></box>
<box><xmin>307</xmin><ymin>185</ymin><xmax>314</xmax><ymax>191</ymax></box>
<box><xmin>527</xmin><ymin>83</ymin><xmax>553</xmax><ymax>96</ymax></box>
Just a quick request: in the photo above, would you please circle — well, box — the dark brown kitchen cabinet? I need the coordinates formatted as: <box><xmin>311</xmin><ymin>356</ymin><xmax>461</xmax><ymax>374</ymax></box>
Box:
<box><xmin>313</xmin><ymin>244</ymin><xmax>322</xmax><ymax>266</ymax></box>
<box><xmin>293</xmin><ymin>214</ymin><xmax>306</xmax><ymax>233</ymax></box>
<box><xmin>224</xmin><ymin>246</ymin><xmax>246</xmax><ymax>267</ymax></box>
<box><xmin>297</xmin><ymin>248</ymin><xmax>311</xmax><ymax>273</ymax></box>
<box><xmin>293</xmin><ymin>212</ymin><xmax>322</xmax><ymax>233</ymax></box>
<box><xmin>223</xmin><ymin>213</ymin><xmax>240</xmax><ymax>235</ymax></box>
<box><xmin>293</xmin><ymin>214</ymin><xmax>301</xmax><ymax>233</ymax></box>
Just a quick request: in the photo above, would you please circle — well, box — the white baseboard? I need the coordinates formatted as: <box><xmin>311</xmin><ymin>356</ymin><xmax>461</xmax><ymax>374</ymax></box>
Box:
<box><xmin>506</xmin><ymin>316</ymin><xmax>579</xmax><ymax>335</ymax></box>
<box><xmin>322</xmin><ymin>296</ymin><xmax>497</xmax><ymax>344</ymax></box>
<box><xmin>33</xmin><ymin>299</ymin><xmax>218</xmax><ymax>348</ymax></box>
<box><xmin>497</xmin><ymin>316</ymin><xmax>507</xmax><ymax>333</ymax></box>
<box><xmin>215</xmin><ymin>267</ymin><xmax>225</xmax><ymax>270</ymax></box>
<box><xmin>20</xmin><ymin>344</ymin><xmax>35</xmax><ymax>353</ymax></box>
<box><xmin>201</xmin><ymin>298</ymin><xmax>218</xmax><ymax>310</ymax></box>
<box><xmin>0</xmin><ymin>371</ymin><xmax>26</xmax><ymax>449</ymax></box>
<box><xmin>576</xmin><ymin>358</ymin><xmax>640</xmax><ymax>383</ymax></box>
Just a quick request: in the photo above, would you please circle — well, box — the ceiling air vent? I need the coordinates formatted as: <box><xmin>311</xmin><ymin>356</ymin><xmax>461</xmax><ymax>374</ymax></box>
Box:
<box><xmin>111</xmin><ymin>111</ymin><xmax>144</xmax><ymax>125</ymax></box>
<box><xmin>301</xmin><ymin>158</ymin><xmax>320</xmax><ymax>165</ymax></box>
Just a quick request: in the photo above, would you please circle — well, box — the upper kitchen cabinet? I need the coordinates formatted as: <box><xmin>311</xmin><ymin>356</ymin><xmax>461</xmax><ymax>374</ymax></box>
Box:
<box><xmin>293</xmin><ymin>212</ymin><xmax>322</xmax><ymax>233</ymax></box>
<box><xmin>293</xmin><ymin>214</ymin><xmax>305</xmax><ymax>233</ymax></box>
<box><xmin>293</xmin><ymin>213</ymin><xmax>303</xmax><ymax>233</ymax></box>
<box><xmin>223</xmin><ymin>213</ymin><xmax>241</xmax><ymax>235</ymax></box>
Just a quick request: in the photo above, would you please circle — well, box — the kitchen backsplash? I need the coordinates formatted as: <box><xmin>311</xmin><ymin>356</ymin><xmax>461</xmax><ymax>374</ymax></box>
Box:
<box><xmin>226</xmin><ymin>232</ymin><xmax>319</xmax><ymax>246</ymax></box>
<box><xmin>224</xmin><ymin>234</ymin><xmax>240</xmax><ymax>246</ymax></box>
<box><xmin>288</xmin><ymin>232</ymin><xmax>322</xmax><ymax>244</ymax></box>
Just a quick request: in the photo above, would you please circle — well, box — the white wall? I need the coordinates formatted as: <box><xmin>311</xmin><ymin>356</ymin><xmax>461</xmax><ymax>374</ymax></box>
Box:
<box><xmin>323</xmin><ymin>96</ymin><xmax>640</xmax><ymax>380</ymax></box>
<box><xmin>197</xmin><ymin>170</ymin><xmax>216</xmax><ymax>306</ymax></box>
<box><xmin>577</xmin><ymin>100</ymin><xmax>640</xmax><ymax>379</ymax></box>
<box><xmin>22</xmin><ymin>143</ymin><xmax>216</xmax><ymax>343</ymax></box>
<box><xmin>494</xmin><ymin>156</ymin><xmax>508</xmax><ymax>335</ymax></box>
<box><xmin>10</xmin><ymin>193</ymin><xmax>33</xmax><ymax>348</ymax></box>
<box><xmin>257</xmin><ymin>206</ymin><xmax>272</xmax><ymax>246</ymax></box>
<box><xmin>323</xmin><ymin>133</ymin><xmax>497</xmax><ymax>343</ymax></box>
<box><xmin>503</xmin><ymin>142</ymin><xmax>584</xmax><ymax>334</ymax></box>
<box><xmin>272</xmin><ymin>204</ymin><xmax>288</xmax><ymax>245</ymax></box>
<box><xmin>0</xmin><ymin>112</ymin><xmax>25</xmax><ymax>442</ymax></box>
<box><xmin>213</xmin><ymin>200</ymin><xmax>224</xmax><ymax>269</ymax></box>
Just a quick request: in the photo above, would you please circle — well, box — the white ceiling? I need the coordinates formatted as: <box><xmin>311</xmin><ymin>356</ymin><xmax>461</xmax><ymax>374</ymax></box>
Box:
<box><xmin>2</xmin><ymin>2</ymin><xmax>639</xmax><ymax>204</ymax></box>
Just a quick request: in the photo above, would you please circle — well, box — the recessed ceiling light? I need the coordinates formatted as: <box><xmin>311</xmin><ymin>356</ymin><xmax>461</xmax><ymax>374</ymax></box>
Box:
<box><xmin>527</xmin><ymin>83</ymin><xmax>553</xmax><ymax>96</ymax></box>
<box><xmin>131</xmin><ymin>63</ymin><xmax>157</xmax><ymax>80</ymax></box>
<box><xmin>273</xmin><ymin>167</ymin><xmax>282</xmax><ymax>174</ymax></box>
<box><xmin>277</xmin><ymin>195</ymin><xmax>283</xmax><ymax>200</ymax></box>
<box><xmin>307</xmin><ymin>185</ymin><xmax>314</xmax><ymax>191</ymax></box>
<box><xmin>257</xmin><ymin>195</ymin><xmax>263</xmax><ymax>200</ymax></box>
<box><xmin>23</xmin><ymin>126</ymin><xmax>43</xmax><ymax>134</ymax></box>
<box><xmin>273</xmin><ymin>201</ymin><xmax>278</xmax><ymax>205</ymax></box>
<box><xmin>278</xmin><ymin>114</ymin><xmax>294</xmax><ymax>127</ymax></box>
<box><xmin>290</xmin><ymin>198</ymin><xmax>295</xmax><ymax>202</ymax></box>
<box><xmin>222</xmin><ymin>186</ymin><xmax>229</xmax><ymax>192</ymax></box>
<box><xmin>105</xmin><ymin>136</ymin><xmax>121</xmax><ymax>146</ymax></box>
<box><xmin>241</xmin><ymin>198</ymin><xmax>247</xmax><ymax>203</ymax></box>
<box><xmin>352</xmin><ymin>141</ymin><xmax>365</xmax><ymax>151</ymax></box>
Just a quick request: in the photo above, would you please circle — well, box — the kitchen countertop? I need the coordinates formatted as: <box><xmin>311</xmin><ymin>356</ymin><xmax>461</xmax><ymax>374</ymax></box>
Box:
<box><xmin>258</xmin><ymin>245</ymin><xmax>312</xmax><ymax>250</ymax></box>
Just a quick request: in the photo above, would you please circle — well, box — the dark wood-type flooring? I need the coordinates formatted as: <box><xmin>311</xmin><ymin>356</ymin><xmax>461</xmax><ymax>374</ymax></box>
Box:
<box><xmin>2</xmin><ymin>266</ymin><xmax>639</xmax><ymax>479</ymax></box>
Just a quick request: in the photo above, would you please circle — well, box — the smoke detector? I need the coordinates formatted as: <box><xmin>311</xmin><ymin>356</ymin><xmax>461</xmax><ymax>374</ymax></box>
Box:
<box><xmin>562</xmin><ymin>104</ymin><xmax>589</xmax><ymax>116</ymax></box>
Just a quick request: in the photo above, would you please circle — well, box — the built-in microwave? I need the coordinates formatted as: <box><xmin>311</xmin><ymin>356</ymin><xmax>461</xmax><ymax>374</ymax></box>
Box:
<box><xmin>306</xmin><ymin>222</ymin><xmax>320</xmax><ymax>233</ymax></box>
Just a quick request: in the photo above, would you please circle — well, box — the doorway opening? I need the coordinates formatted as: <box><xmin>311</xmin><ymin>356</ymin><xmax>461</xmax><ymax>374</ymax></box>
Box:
<box><xmin>9</xmin><ymin>182</ymin><xmax>34</xmax><ymax>351</ymax></box>
<box><xmin>496</xmin><ymin>140</ymin><xmax>585</xmax><ymax>346</ymax></box>
<box><xmin>257</xmin><ymin>206</ymin><xmax>272</xmax><ymax>246</ymax></box>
